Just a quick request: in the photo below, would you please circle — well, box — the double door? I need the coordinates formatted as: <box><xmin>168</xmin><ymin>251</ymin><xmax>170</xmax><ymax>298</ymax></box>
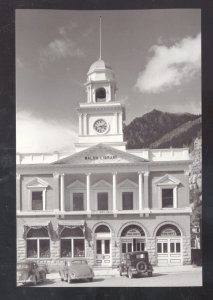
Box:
<box><xmin>121</xmin><ymin>238</ymin><xmax>145</xmax><ymax>260</ymax></box>
<box><xmin>95</xmin><ymin>239</ymin><xmax>111</xmax><ymax>266</ymax></box>
<box><xmin>157</xmin><ymin>237</ymin><xmax>182</xmax><ymax>266</ymax></box>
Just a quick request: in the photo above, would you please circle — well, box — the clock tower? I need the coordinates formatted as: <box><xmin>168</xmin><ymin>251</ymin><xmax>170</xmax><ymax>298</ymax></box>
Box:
<box><xmin>74</xmin><ymin>58</ymin><xmax>126</xmax><ymax>152</ymax></box>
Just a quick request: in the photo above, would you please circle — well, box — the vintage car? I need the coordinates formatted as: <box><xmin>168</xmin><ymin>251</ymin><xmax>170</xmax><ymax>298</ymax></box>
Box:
<box><xmin>17</xmin><ymin>261</ymin><xmax>47</xmax><ymax>285</ymax></box>
<box><xmin>119</xmin><ymin>251</ymin><xmax>153</xmax><ymax>279</ymax></box>
<box><xmin>59</xmin><ymin>258</ymin><xmax>94</xmax><ymax>283</ymax></box>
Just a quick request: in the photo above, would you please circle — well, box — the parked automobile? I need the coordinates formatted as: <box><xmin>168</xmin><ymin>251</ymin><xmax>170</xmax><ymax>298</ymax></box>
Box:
<box><xmin>17</xmin><ymin>261</ymin><xmax>47</xmax><ymax>285</ymax></box>
<box><xmin>119</xmin><ymin>251</ymin><xmax>153</xmax><ymax>279</ymax></box>
<box><xmin>59</xmin><ymin>258</ymin><xmax>94</xmax><ymax>283</ymax></box>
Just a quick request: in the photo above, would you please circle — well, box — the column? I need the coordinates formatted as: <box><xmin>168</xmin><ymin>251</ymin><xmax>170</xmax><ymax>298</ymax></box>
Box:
<box><xmin>112</xmin><ymin>172</ymin><xmax>117</xmax><ymax>211</ymax></box>
<box><xmin>16</xmin><ymin>173</ymin><xmax>21</xmax><ymax>211</ymax></box>
<box><xmin>53</xmin><ymin>172</ymin><xmax>60</xmax><ymax>211</ymax></box>
<box><xmin>144</xmin><ymin>171</ymin><xmax>149</xmax><ymax>209</ymax></box>
<box><xmin>138</xmin><ymin>172</ymin><xmax>143</xmax><ymax>210</ymax></box>
<box><xmin>119</xmin><ymin>112</ymin><xmax>122</xmax><ymax>134</ymax></box>
<box><xmin>173</xmin><ymin>186</ymin><xmax>178</xmax><ymax>208</ymax></box>
<box><xmin>42</xmin><ymin>189</ymin><xmax>46</xmax><ymax>211</ymax></box>
<box><xmin>83</xmin><ymin>113</ymin><xmax>88</xmax><ymax>135</ymax></box>
<box><xmin>79</xmin><ymin>113</ymin><xmax>83</xmax><ymax>135</ymax></box>
<box><xmin>60</xmin><ymin>173</ymin><xmax>65</xmax><ymax>212</ymax></box>
<box><xmin>86</xmin><ymin>173</ymin><xmax>91</xmax><ymax>211</ymax></box>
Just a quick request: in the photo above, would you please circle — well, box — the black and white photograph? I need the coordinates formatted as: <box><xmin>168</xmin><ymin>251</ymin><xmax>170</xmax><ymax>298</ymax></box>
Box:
<box><xmin>16</xmin><ymin>9</ymin><xmax>202</xmax><ymax>287</ymax></box>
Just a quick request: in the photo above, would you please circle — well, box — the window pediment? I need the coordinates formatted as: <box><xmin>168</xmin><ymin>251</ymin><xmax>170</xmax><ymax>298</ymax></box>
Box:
<box><xmin>26</xmin><ymin>177</ymin><xmax>48</xmax><ymax>189</ymax></box>
<box><xmin>67</xmin><ymin>180</ymin><xmax>86</xmax><ymax>190</ymax></box>
<box><xmin>92</xmin><ymin>179</ymin><xmax>111</xmax><ymax>189</ymax></box>
<box><xmin>155</xmin><ymin>174</ymin><xmax>180</xmax><ymax>187</ymax></box>
<box><xmin>118</xmin><ymin>179</ymin><xmax>138</xmax><ymax>189</ymax></box>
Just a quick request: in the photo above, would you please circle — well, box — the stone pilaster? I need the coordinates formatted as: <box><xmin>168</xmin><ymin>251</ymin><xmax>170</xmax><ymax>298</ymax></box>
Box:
<box><xmin>145</xmin><ymin>237</ymin><xmax>157</xmax><ymax>265</ymax></box>
<box><xmin>182</xmin><ymin>236</ymin><xmax>191</xmax><ymax>265</ymax></box>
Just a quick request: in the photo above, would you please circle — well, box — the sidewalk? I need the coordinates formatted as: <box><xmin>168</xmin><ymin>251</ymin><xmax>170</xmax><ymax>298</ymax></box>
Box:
<box><xmin>47</xmin><ymin>265</ymin><xmax>202</xmax><ymax>280</ymax></box>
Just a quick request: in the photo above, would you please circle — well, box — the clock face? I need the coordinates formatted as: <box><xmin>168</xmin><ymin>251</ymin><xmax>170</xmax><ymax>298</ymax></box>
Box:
<box><xmin>93</xmin><ymin>119</ymin><xmax>108</xmax><ymax>134</ymax></box>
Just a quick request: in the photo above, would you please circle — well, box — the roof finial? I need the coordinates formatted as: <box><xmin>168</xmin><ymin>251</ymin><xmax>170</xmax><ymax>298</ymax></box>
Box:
<box><xmin>99</xmin><ymin>16</ymin><xmax>102</xmax><ymax>60</ymax></box>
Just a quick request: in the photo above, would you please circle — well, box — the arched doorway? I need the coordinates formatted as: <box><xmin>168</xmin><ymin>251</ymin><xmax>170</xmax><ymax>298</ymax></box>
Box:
<box><xmin>156</xmin><ymin>224</ymin><xmax>182</xmax><ymax>266</ymax></box>
<box><xmin>120</xmin><ymin>224</ymin><xmax>145</xmax><ymax>260</ymax></box>
<box><xmin>94</xmin><ymin>224</ymin><xmax>111</xmax><ymax>266</ymax></box>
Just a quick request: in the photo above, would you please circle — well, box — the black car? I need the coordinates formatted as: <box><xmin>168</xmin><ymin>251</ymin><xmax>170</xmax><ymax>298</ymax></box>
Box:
<box><xmin>119</xmin><ymin>251</ymin><xmax>153</xmax><ymax>279</ymax></box>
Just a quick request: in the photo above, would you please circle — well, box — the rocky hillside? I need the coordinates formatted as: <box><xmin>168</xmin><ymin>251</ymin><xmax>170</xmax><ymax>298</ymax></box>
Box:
<box><xmin>123</xmin><ymin>109</ymin><xmax>200</xmax><ymax>149</ymax></box>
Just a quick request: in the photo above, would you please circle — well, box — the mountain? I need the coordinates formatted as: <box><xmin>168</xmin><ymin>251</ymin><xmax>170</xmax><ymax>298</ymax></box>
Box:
<box><xmin>123</xmin><ymin>109</ymin><xmax>201</xmax><ymax>149</ymax></box>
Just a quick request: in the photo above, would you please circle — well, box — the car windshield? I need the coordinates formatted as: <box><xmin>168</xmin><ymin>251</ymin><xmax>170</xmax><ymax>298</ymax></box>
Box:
<box><xmin>17</xmin><ymin>263</ymin><xmax>30</xmax><ymax>270</ymax></box>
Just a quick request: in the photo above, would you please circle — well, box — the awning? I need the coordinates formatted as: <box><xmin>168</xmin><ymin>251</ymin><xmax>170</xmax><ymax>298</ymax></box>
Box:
<box><xmin>57</xmin><ymin>220</ymin><xmax>85</xmax><ymax>237</ymax></box>
<box><xmin>23</xmin><ymin>221</ymin><xmax>52</xmax><ymax>239</ymax></box>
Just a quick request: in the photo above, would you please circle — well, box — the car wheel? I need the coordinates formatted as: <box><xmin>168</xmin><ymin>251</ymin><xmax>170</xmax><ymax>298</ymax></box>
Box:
<box><xmin>119</xmin><ymin>268</ymin><xmax>123</xmax><ymax>276</ymax></box>
<box><xmin>148</xmin><ymin>272</ymin><xmax>153</xmax><ymax>277</ymax></box>
<box><xmin>127</xmin><ymin>269</ymin><xmax>133</xmax><ymax>279</ymax></box>
<box><xmin>136</xmin><ymin>261</ymin><xmax>147</xmax><ymax>273</ymax></box>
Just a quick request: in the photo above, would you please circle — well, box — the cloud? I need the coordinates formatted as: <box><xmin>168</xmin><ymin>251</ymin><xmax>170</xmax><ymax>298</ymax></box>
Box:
<box><xmin>16</xmin><ymin>111</ymin><xmax>78</xmax><ymax>153</ymax></box>
<box><xmin>135</xmin><ymin>33</ymin><xmax>201</xmax><ymax>93</ymax></box>
<box><xmin>39</xmin><ymin>26</ymin><xmax>84</xmax><ymax>68</ymax></box>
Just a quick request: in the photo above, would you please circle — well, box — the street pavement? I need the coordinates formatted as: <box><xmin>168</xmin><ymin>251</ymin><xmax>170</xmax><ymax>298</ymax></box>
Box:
<box><xmin>29</xmin><ymin>266</ymin><xmax>202</xmax><ymax>287</ymax></box>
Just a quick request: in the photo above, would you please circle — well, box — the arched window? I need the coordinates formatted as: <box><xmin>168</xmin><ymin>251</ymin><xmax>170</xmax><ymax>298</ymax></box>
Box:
<box><xmin>26</xmin><ymin>228</ymin><xmax>50</xmax><ymax>258</ymax></box>
<box><xmin>121</xmin><ymin>225</ymin><xmax>145</xmax><ymax>237</ymax></box>
<box><xmin>60</xmin><ymin>227</ymin><xmax>85</xmax><ymax>258</ymax></box>
<box><xmin>156</xmin><ymin>224</ymin><xmax>181</xmax><ymax>236</ymax></box>
<box><xmin>95</xmin><ymin>225</ymin><xmax>110</xmax><ymax>233</ymax></box>
<box><xmin>95</xmin><ymin>88</ymin><xmax>106</xmax><ymax>102</ymax></box>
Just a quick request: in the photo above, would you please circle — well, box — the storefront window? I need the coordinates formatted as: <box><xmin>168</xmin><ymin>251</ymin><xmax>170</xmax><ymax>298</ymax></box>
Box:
<box><xmin>60</xmin><ymin>227</ymin><xmax>85</xmax><ymax>258</ymax></box>
<box><xmin>26</xmin><ymin>228</ymin><xmax>50</xmax><ymax>258</ymax></box>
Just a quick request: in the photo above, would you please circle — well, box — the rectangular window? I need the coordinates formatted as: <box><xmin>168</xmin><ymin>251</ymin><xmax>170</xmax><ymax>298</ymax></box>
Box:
<box><xmin>163</xmin><ymin>243</ymin><xmax>168</xmax><ymax>253</ymax></box>
<box><xmin>105</xmin><ymin>240</ymin><xmax>110</xmax><ymax>254</ymax></box>
<box><xmin>162</xmin><ymin>189</ymin><xmax>173</xmax><ymax>208</ymax></box>
<box><xmin>32</xmin><ymin>191</ymin><xmax>43</xmax><ymax>210</ymax></box>
<box><xmin>39</xmin><ymin>239</ymin><xmax>50</xmax><ymax>258</ymax></box>
<box><xmin>122</xmin><ymin>243</ymin><xmax>127</xmax><ymax>254</ymax></box>
<box><xmin>61</xmin><ymin>239</ymin><xmax>72</xmax><ymax>257</ymax></box>
<box><xmin>170</xmin><ymin>243</ymin><xmax>175</xmax><ymax>253</ymax></box>
<box><xmin>74</xmin><ymin>239</ymin><xmax>85</xmax><ymax>257</ymax></box>
<box><xmin>127</xmin><ymin>243</ymin><xmax>132</xmax><ymax>253</ymax></box>
<box><xmin>97</xmin><ymin>192</ymin><xmax>108</xmax><ymax>210</ymax></box>
<box><xmin>27</xmin><ymin>239</ymin><xmax>50</xmax><ymax>258</ymax></box>
<box><xmin>157</xmin><ymin>243</ymin><xmax>162</xmax><ymax>253</ymax></box>
<box><xmin>176</xmin><ymin>243</ymin><xmax>181</xmax><ymax>253</ymax></box>
<box><xmin>73</xmin><ymin>193</ymin><xmax>84</xmax><ymax>211</ymax></box>
<box><xmin>96</xmin><ymin>240</ymin><xmax>102</xmax><ymax>254</ymax></box>
<box><xmin>27</xmin><ymin>240</ymin><xmax>37</xmax><ymax>258</ymax></box>
<box><xmin>122</xmin><ymin>192</ymin><xmax>133</xmax><ymax>210</ymax></box>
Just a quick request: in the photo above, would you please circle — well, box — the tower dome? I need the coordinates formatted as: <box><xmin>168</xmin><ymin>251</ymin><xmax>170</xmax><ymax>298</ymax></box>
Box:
<box><xmin>87</xmin><ymin>58</ymin><xmax>115</xmax><ymax>82</ymax></box>
<box><xmin>88</xmin><ymin>59</ymin><xmax>112</xmax><ymax>74</ymax></box>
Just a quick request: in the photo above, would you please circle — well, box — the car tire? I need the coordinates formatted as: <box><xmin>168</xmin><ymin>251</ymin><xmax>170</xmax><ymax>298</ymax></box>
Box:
<box><xmin>127</xmin><ymin>269</ymin><xmax>133</xmax><ymax>279</ymax></box>
<box><xmin>120</xmin><ymin>269</ymin><xmax>123</xmax><ymax>276</ymax></box>
<box><xmin>148</xmin><ymin>272</ymin><xmax>152</xmax><ymax>277</ymax></box>
<box><xmin>136</xmin><ymin>261</ymin><xmax>147</xmax><ymax>273</ymax></box>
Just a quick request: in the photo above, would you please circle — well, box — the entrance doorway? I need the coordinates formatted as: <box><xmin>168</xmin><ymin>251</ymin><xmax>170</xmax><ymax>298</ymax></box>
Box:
<box><xmin>94</xmin><ymin>225</ymin><xmax>111</xmax><ymax>266</ymax></box>
<box><xmin>156</xmin><ymin>224</ymin><xmax>182</xmax><ymax>266</ymax></box>
<box><xmin>120</xmin><ymin>224</ymin><xmax>146</xmax><ymax>260</ymax></box>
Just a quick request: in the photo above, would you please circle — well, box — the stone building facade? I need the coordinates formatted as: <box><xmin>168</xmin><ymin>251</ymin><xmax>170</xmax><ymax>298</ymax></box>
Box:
<box><xmin>16</xmin><ymin>57</ymin><xmax>192</xmax><ymax>271</ymax></box>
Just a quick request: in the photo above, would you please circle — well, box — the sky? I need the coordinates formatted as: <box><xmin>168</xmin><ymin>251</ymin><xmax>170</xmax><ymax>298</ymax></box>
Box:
<box><xmin>16</xmin><ymin>9</ymin><xmax>201</xmax><ymax>153</ymax></box>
